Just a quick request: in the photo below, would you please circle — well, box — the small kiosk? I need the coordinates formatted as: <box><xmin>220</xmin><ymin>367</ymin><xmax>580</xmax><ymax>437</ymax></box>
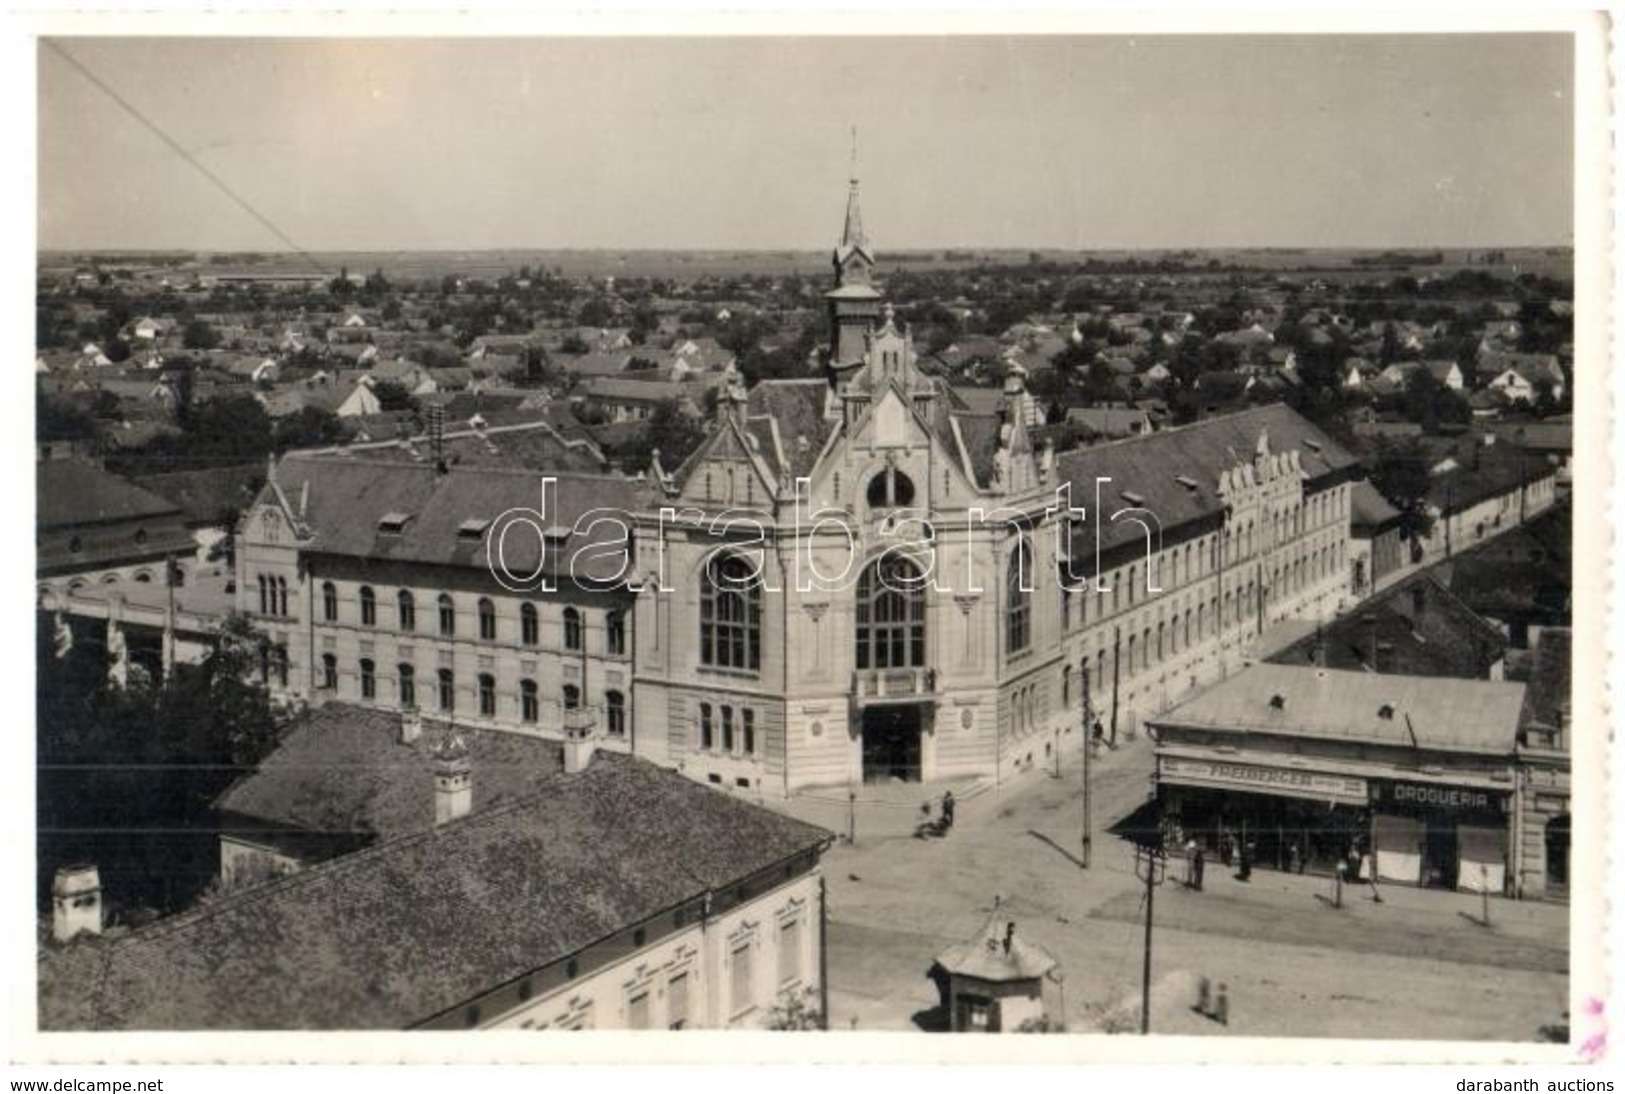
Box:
<box><xmin>930</xmin><ymin>917</ymin><xmax>1062</xmax><ymax>1032</ymax></box>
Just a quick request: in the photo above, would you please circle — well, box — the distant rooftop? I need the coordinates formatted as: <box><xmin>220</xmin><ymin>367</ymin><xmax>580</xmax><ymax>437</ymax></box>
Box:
<box><xmin>1152</xmin><ymin>663</ymin><xmax>1526</xmax><ymax>756</ymax></box>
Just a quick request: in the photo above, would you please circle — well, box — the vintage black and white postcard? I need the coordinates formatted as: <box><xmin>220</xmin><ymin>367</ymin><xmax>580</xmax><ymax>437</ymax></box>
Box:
<box><xmin>6</xmin><ymin>4</ymin><xmax>1615</xmax><ymax>1074</ymax></box>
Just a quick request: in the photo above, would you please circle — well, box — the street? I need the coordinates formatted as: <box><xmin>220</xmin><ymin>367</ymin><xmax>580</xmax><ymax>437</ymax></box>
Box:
<box><xmin>784</xmin><ymin>732</ymin><xmax>1569</xmax><ymax>1040</ymax></box>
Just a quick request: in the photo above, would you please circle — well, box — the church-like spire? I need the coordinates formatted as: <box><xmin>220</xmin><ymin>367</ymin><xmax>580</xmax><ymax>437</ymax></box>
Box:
<box><xmin>838</xmin><ymin>127</ymin><xmax>869</xmax><ymax>260</ymax></box>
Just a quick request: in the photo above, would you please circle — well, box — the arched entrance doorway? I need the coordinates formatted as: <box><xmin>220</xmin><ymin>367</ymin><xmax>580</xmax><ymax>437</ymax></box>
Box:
<box><xmin>855</xmin><ymin>555</ymin><xmax>928</xmax><ymax>782</ymax></box>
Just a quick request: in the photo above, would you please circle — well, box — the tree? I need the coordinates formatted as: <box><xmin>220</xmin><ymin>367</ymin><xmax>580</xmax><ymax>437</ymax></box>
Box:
<box><xmin>611</xmin><ymin>399</ymin><xmax>706</xmax><ymax>475</ymax></box>
<box><xmin>182</xmin><ymin>319</ymin><xmax>220</xmax><ymax>350</ymax></box>
<box><xmin>373</xmin><ymin>380</ymin><xmax>416</xmax><ymax>413</ymax></box>
<box><xmin>763</xmin><ymin>988</ymin><xmax>823</xmax><ymax>1030</ymax></box>
<box><xmin>1368</xmin><ymin>437</ymin><xmax>1437</xmax><ymax>543</ymax></box>
<box><xmin>37</xmin><ymin>611</ymin><xmax>286</xmax><ymax>915</ymax></box>
<box><xmin>274</xmin><ymin>405</ymin><xmax>348</xmax><ymax>451</ymax></box>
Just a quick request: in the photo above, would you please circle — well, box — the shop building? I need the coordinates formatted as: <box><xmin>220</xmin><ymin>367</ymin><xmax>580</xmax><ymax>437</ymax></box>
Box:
<box><xmin>1150</xmin><ymin>664</ymin><xmax>1529</xmax><ymax>893</ymax></box>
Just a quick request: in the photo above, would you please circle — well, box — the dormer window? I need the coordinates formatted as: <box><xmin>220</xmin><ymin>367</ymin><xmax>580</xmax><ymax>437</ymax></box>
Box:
<box><xmin>1121</xmin><ymin>490</ymin><xmax>1146</xmax><ymax>507</ymax></box>
<box><xmin>866</xmin><ymin>468</ymin><xmax>915</xmax><ymax>510</ymax></box>
<box><xmin>1377</xmin><ymin>703</ymin><xmax>1396</xmax><ymax>720</ymax></box>
<box><xmin>379</xmin><ymin>512</ymin><xmax>412</xmax><ymax>535</ymax></box>
<box><xmin>457</xmin><ymin>518</ymin><xmax>489</xmax><ymax>541</ymax></box>
<box><xmin>1175</xmin><ymin>476</ymin><xmax>1199</xmax><ymax>491</ymax></box>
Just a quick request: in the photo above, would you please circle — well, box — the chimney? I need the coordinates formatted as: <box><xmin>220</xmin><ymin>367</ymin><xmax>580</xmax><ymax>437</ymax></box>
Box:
<box><xmin>52</xmin><ymin>864</ymin><xmax>103</xmax><ymax>943</ymax></box>
<box><xmin>431</xmin><ymin>730</ymin><xmax>472</xmax><ymax>825</ymax></box>
<box><xmin>400</xmin><ymin>708</ymin><xmax>422</xmax><ymax>745</ymax></box>
<box><xmin>562</xmin><ymin>705</ymin><xmax>598</xmax><ymax>774</ymax></box>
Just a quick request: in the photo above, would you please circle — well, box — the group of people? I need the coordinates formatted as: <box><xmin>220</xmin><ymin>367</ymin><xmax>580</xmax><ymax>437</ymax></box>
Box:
<box><xmin>917</xmin><ymin>791</ymin><xmax>956</xmax><ymax>839</ymax></box>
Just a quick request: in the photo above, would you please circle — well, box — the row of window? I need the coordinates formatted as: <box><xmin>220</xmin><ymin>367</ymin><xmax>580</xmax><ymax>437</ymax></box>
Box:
<box><xmin>305</xmin><ymin>583</ymin><xmax>627</xmax><ymax>654</ymax></box>
<box><xmin>697</xmin><ymin>702</ymin><xmax>758</xmax><ymax>756</ymax></box>
<box><xmin>256</xmin><ymin>575</ymin><xmax>289</xmax><ymax>617</ymax></box>
<box><xmin>316</xmin><ymin>654</ymin><xmax>626</xmax><ymax>733</ymax></box>
<box><xmin>1061</xmin><ymin>530</ymin><xmax>1344</xmax><ymax>636</ymax></box>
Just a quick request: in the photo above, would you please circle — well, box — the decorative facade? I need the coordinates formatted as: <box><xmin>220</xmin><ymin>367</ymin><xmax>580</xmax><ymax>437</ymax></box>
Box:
<box><xmin>235</xmin><ymin>180</ymin><xmax>1363</xmax><ymax>795</ymax></box>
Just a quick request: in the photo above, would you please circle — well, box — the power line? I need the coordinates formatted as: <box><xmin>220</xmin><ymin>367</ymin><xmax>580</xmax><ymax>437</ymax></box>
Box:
<box><xmin>44</xmin><ymin>41</ymin><xmax>328</xmax><ymax>277</ymax></box>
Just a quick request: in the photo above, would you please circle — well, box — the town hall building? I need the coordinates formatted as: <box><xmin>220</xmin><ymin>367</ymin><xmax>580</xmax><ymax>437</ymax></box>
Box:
<box><xmin>235</xmin><ymin>178</ymin><xmax>1362</xmax><ymax>796</ymax></box>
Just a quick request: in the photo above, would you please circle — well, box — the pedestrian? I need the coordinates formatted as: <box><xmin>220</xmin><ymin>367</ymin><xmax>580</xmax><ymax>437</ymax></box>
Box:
<box><xmin>1185</xmin><ymin>837</ymin><xmax>1198</xmax><ymax>887</ymax></box>
<box><xmin>941</xmin><ymin>790</ymin><xmax>955</xmax><ymax>829</ymax></box>
<box><xmin>1238</xmin><ymin>838</ymin><xmax>1254</xmax><ymax>882</ymax></box>
<box><xmin>1220</xmin><ymin>831</ymin><xmax>1233</xmax><ymax>868</ymax></box>
<box><xmin>1193</xmin><ymin>846</ymin><xmax>1205</xmax><ymax>891</ymax></box>
<box><xmin>1288</xmin><ymin>842</ymin><xmax>1301</xmax><ymax>875</ymax></box>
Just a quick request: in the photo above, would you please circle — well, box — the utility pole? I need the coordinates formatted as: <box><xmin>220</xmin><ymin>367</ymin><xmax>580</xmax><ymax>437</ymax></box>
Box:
<box><xmin>819</xmin><ymin>872</ymin><xmax>831</xmax><ymax>1029</ymax></box>
<box><xmin>1109</xmin><ymin>625</ymin><xmax>1121</xmax><ymax>748</ymax></box>
<box><xmin>1081</xmin><ymin>659</ymin><xmax>1093</xmax><ymax>869</ymax></box>
<box><xmin>1134</xmin><ymin>843</ymin><xmax>1167</xmax><ymax>1035</ymax></box>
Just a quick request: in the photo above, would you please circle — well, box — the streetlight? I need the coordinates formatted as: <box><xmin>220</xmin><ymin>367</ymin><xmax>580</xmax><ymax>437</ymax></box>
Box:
<box><xmin>1133</xmin><ymin>841</ymin><xmax>1168</xmax><ymax>1035</ymax></box>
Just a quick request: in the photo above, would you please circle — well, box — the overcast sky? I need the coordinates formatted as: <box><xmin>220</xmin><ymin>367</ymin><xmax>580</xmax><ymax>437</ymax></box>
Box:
<box><xmin>37</xmin><ymin>35</ymin><xmax>1574</xmax><ymax>252</ymax></box>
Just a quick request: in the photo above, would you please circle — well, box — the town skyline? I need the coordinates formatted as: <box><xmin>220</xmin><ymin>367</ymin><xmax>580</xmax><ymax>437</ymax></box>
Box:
<box><xmin>39</xmin><ymin>35</ymin><xmax>1573</xmax><ymax>253</ymax></box>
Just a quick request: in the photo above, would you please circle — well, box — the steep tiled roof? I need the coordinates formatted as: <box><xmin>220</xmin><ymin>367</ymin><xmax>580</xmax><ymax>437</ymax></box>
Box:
<box><xmin>1267</xmin><ymin>572</ymin><xmax>1506</xmax><ymax>680</ymax></box>
<box><xmin>1350</xmin><ymin>480</ymin><xmax>1403</xmax><ymax>532</ymax></box>
<box><xmin>1517</xmin><ymin>627</ymin><xmax>1571</xmax><ymax>737</ymax></box>
<box><xmin>1154</xmin><ymin>663</ymin><xmax>1525</xmax><ymax>756</ymax></box>
<box><xmin>40</xmin><ymin>753</ymin><xmax>834</xmax><ymax>1030</ymax></box>
<box><xmin>132</xmin><ymin>464</ymin><xmax>266</xmax><ymax>526</ymax></box>
<box><xmin>216</xmin><ymin>703</ymin><xmax>563</xmax><ymax>844</ymax></box>
<box><xmin>265</xmin><ymin>453</ymin><xmax>650</xmax><ymax>582</ymax></box>
<box><xmin>744</xmin><ymin>379</ymin><xmax>834</xmax><ymax>480</ymax></box>
<box><xmin>38</xmin><ymin>460</ymin><xmax>185</xmax><ymax>529</ymax></box>
<box><xmin>1054</xmin><ymin>403</ymin><xmax>1359</xmax><ymax>552</ymax></box>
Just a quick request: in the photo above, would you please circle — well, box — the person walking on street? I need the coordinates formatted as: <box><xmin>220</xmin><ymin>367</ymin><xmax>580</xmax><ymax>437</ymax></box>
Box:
<box><xmin>941</xmin><ymin>790</ymin><xmax>955</xmax><ymax>830</ymax></box>
<box><xmin>1238</xmin><ymin>838</ymin><xmax>1254</xmax><ymax>882</ymax></box>
<box><xmin>1193</xmin><ymin>845</ymin><xmax>1205</xmax><ymax>891</ymax></box>
<box><xmin>1184</xmin><ymin>837</ymin><xmax>1198</xmax><ymax>887</ymax></box>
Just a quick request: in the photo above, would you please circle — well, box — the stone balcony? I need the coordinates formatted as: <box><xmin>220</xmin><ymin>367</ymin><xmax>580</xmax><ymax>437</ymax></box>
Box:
<box><xmin>851</xmin><ymin>666</ymin><xmax>938</xmax><ymax>704</ymax></box>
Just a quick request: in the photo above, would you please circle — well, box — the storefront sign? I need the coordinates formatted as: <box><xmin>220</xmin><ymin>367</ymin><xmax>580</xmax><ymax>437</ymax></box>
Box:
<box><xmin>1159</xmin><ymin>755</ymin><xmax>1367</xmax><ymax>804</ymax></box>
<box><xmin>1372</xmin><ymin>779</ymin><xmax>1508</xmax><ymax>814</ymax></box>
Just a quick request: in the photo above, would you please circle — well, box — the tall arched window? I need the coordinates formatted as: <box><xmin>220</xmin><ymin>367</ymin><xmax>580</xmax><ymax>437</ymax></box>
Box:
<box><xmin>322</xmin><ymin>582</ymin><xmax>337</xmax><ymax>622</ymax></box>
<box><xmin>520</xmin><ymin>679</ymin><xmax>539</xmax><ymax>723</ymax></box>
<box><xmin>856</xmin><ymin>556</ymin><xmax>926</xmax><ymax>670</ymax></box>
<box><xmin>563</xmin><ymin>607</ymin><xmax>582</xmax><ymax>651</ymax></box>
<box><xmin>321</xmin><ymin>653</ymin><xmax>337</xmax><ymax>690</ymax></box>
<box><xmin>359</xmin><ymin>658</ymin><xmax>376</xmax><ymax>700</ymax></box>
<box><xmin>437</xmin><ymin>668</ymin><xmax>455</xmax><ymax>712</ymax></box>
<box><xmin>478</xmin><ymin>598</ymin><xmax>497</xmax><ymax>641</ymax></box>
<box><xmin>359</xmin><ymin>586</ymin><xmax>376</xmax><ymax>627</ymax></box>
<box><xmin>257</xmin><ymin>575</ymin><xmax>269</xmax><ymax>615</ymax></box>
<box><xmin>606</xmin><ymin>610</ymin><xmax>626</xmax><ymax>656</ymax></box>
<box><xmin>606</xmin><ymin>690</ymin><xmax>626</xmax><ymax>736</ymax></box>
<box><xmin>276</xmin><ymin>577</ymin><xmax>288</xmax><ymax>616</ymax></box>
<box><xmin>398</xmin><ymin>590</ymin><xmax>416</xmax><ymax>631</ymax></box>
<box><xmin>438</xmin><ymin>594</ymin><xmax>456</xmax><ymax>636</ymax></box>
<box><xmin>1006</xmin><ymin>543</ymin><xmax>1032</xmax><ymax>656</ymax></box>
<box><xmin>477</xmin><ymin>673</ymin><xmax>496</xmax><ymax>717</ymax></box>
<box><xmin>700</xmin><ymin>555</ymin><xmax>761</xmax><ymax>671</ymax></box>
<box><xmin>563</xmin><ymin>684</ymin><xmax>580</xmax><ymax>710</ymax></box>
<box><xmin>521</xmin><ymin>602</ymin><xmax>539</xmax><ymax>646</ymax></box>
<box><xmin>398</xmin><ymin>664</ymin><xmax>416</xmax><ymax>708</ymax></box>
